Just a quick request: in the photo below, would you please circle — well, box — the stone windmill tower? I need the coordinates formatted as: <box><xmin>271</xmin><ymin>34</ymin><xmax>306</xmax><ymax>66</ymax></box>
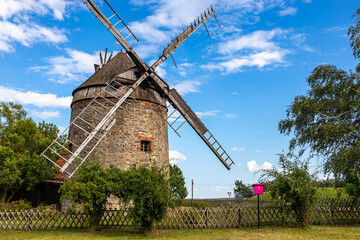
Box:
<box><xmin>41</xmin><ymin>0</ymin><xmax>235</xmax><ymax>178</ymax></box>
<box><xmin>69</xmin><ymin>51</ymin><xmax>169</xmax><ymax>171</ymax></box>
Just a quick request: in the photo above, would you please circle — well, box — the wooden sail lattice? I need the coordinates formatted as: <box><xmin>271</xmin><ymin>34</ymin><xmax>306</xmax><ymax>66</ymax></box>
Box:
<box><xmin>41</xmin><ymin>0</ymin><xmax>235</xmax><ymax>177</ymax></box>
<box><xmin>40</xmin><ymin>76</ymin><xmax>144</xmax><ymax>178</ymax></box>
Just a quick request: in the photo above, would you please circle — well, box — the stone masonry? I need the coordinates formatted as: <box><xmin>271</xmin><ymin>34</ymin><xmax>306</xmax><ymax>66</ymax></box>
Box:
<box><xmin>69</xmin><ymin>98</ymin><xmax>169</xmax><ymax>171</ymax></box>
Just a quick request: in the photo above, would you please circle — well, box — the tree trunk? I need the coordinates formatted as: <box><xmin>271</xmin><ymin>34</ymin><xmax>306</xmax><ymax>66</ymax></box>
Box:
<box><xmin>0</xmin><ymin>187</ymin><xmax>8</xmax><ymax>203</ymax></box>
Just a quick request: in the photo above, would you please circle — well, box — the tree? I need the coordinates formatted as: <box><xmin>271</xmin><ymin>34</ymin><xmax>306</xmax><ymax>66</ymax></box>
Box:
<box><xmin>345</xmin><ymin>167</ymin><xmax>360</xmax><ymax>202</ymax></box>
<box><xmin>349</xmin><ymin>9</ymin><xmax>360</xmax><ymax>62</ymax></box>
<box><xmin>0</xmin><ymin>102</ymin><xmax>55</xmax><ymax>202</ymax></box>
<box><xmin>169</xmin><ymin>164</ymin><xmax>188</xmax><ymax>202</ymax></box>
<box><xmin>111</xmin><ymin>164</ymin><xmax>172</xmax><ymax>232</ymax></box>
<box><xmin>233</xmin><ymin>180</ymin><xmax>252</xmax><ymax>198</ymax></box>
<box><xmin>279</xmin><ymin>9</ymin><xmax>360</xmax><ymax>186</ymax></box>
<box><xmin>59</xmin><ymin>161</ymin><xmax>112</xmax><ymax>230</ymax></box>
<box><xmin>261</xmin><ymin>153</ymin><xmax>316</xmax><ymax>227</ymax></box>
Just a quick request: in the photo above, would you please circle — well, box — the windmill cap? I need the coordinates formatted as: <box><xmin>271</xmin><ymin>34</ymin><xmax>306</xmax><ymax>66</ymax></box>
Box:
<box><xmin>72</xmin><ymin>51</ymin><xmax>136</xmax><ymax>96</ymax></box>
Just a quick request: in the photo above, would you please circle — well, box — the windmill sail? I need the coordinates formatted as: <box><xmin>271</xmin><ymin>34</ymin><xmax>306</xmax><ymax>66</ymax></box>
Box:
<box><xmin>41</xmin><ymin>73</ymin><xmax>149</xmax><ymax>178</ymax></box>
<box><xmin>41</xmin><ymin>0</ymin><xmax>235</xmax><ymax>178</ymax></box>
<box><xmin>167</xmin><ymin>89</ymin><xmax>234</xmax><ymax>170</ymax></box>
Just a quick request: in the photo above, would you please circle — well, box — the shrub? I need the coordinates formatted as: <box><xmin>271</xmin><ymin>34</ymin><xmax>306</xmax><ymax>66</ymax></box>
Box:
<box><xmin>110</xmin><ymin>164</ymin><xmax>172</xmax><ymax>232</ymax></box>
<box><xmin>261</xmin><ymin>153</ymin><xmax>316</xmax><ymax>227</ymax></box>
<box><xmin>0</xmin><ymin>199</ymin><xmax>32</xmax><ymax>211</ymax></box>
<box><xmin>59</xmin><ymin>161</ymin><xmax>112</xmax><ymax>230</ymax></box>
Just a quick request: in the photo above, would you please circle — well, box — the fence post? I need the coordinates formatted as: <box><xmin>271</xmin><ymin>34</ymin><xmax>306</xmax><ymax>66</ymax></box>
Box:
<box><xmin>238</xmin><ymin>207</ymin><xmax>242</xmax><ymax>228</ymax></box>
<box><xmin>205</xmin><ymin>208</ymin><xmax>208</xmax><ymax>228</ymax></box>
<box><xmin>330</xmin><ymin>199</ymin><xmax>335</xmax><ymax>225</ymax></box>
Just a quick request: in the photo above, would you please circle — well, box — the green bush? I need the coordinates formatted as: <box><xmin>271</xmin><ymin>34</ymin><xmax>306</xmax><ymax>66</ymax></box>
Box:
<box><xmin>261</xmin><ymin>153</ymin><xmax>316</xmax><ymax>227</ymax></box>
<box><xmin>109</xmin><ymin>164</ymin><xmax>172</xmax><ymax>232</ymax></box>
<box><xmin>59</xmin><ymin>161</ymin><xmax>112</xmax><ymax>230</ymax></box>
<box><xmin>0</xmin><ymin>199</ymin><xmax>32</xmax><ymax>210</ymax></box>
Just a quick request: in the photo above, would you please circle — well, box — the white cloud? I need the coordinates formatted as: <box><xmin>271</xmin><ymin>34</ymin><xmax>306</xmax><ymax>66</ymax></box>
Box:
<box><xmin>232</xmin><ymin>91</ymin><xmax>239</xmax><ymax>95</ymax></box>
<box><xmin>203</xmin><ymin>28</ymin><xmax>290</xmax><ymax>73</ymax></box>
<box><xmin>278</xmin><ymin>7</ymin><xmax>297</xmax><ymax>16</ymax></box>
<box><xmin>128</xmin><ymin>0</ymin><xmax>289</xmax><ymax>60</ymax></box>
<box><xmin>171</xmin><ymin>80</ymin><xmax>202</xmax><ymax>95</ymax></box>
<box><xmin>29</xmin><ymin>49</ymin><xmax>99</xmax><ymax>84</ymax></box>
<box><xmin>0</xmin><ymin>0</ymin><xmax>73</xmax><ymax>20</ymax></box>
<box><xmin>254</xmin><ymin>150</ymin><xmax>263</xmax><ymax>153</ymax></box>
<box><xmin>195</xmin><ymin>110</ymin><xmax>219</xmax><ymax>118</ymax></box>
<box><xmin>231</xmin><ymin>147</ymin><xmax>246</xmax><ymax>152</ymax></box>
<box><xmin>129</xmin><ymin>0</ymin><xmax>211</xmax><ymax>45</ymax></box>
<box><xmin>224</xmin><ymin>113</ymin><xmax>237</xmax><ymax>119</ymax></box>
<box><xmin>204</xmin><ymin>50</ymin><xmax>289</xmax><ymax>73</ymax></box>
<box><xmin>237</xmin><ymin>163</ymin><xmax>241</xmax><ymax>167</ymax></box>
<box><xmin>219</xmin><ymin>28</ymin><xmax>286</xmax><ymax>54</ymax></box>
<box><xmin>178</xmin><ymin>63</ymin><xmax>194</xmax><ymax>77</ymax></box>
<box><xmin>324</xmin><ymin>26</ymin><xmax>348</xmax><ymax>32</ymax></box>
<box><xmin>155</xmin><ymin>65</ymin><xmax>166</xmax><ymax>78</ymax></box>
<box><xmin>0</xmin><ymin>86</ymin><xmax>72</xmax><ymax>108</ymax></box>
<box><xmin>169</xmin><ymin>150</ymin><xmax>187</xmax><ymax>164</ymax></box>
<box><xmin>247</xmin><ymin>160</ymin><xmax>273</xmax><ymax>172</ymax></box>
<box><xmin>0</xmin><ymin>21</ymin><xmax>67</xmax><ymax>52</ymax></box>
<box><xmin>214</xmin><ymin>185</ymin><xmax>231</xmax><ymax>192</ymax></box>
<box><xmin>0</xmin><ymin>0</ymin><xmax>74</xmax><ymax>52</ymax></box>
<box><xmin>31</xmin><ymin>110</ymin><xmax>61</xmax><ymax>119</ymax></box>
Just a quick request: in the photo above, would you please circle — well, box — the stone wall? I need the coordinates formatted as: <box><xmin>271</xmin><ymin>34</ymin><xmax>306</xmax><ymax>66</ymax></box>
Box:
<box><xmin>68</xmin><ymin>98</ymin><xmax>169</xmax><ymax>172</ymax></box>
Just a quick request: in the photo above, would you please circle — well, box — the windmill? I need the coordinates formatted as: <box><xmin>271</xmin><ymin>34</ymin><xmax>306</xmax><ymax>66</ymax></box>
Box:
<box><xmin>41</xmin><ymin>0</ymin><xmax>235</xmax><ymax>178</ymax></box>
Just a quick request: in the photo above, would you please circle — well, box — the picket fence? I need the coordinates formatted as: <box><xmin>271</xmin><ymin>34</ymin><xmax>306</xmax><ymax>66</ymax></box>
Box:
<box><xmin>0</xmin><ymin>199</ymin><xmax>358</xmax><ymax>230</ymax></box>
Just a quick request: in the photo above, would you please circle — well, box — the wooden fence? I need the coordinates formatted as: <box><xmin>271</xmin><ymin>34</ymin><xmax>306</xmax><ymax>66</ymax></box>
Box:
<box><xmin>0</xmin><ymin>199</ymin><xmax>358</xmax><ymax>230</ymax></box>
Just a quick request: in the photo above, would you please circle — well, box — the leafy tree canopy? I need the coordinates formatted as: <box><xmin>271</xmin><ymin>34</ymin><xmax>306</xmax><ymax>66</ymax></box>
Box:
<box><xmin>116</xmin><ymin>164</ymin><xmax>172</xmax><ymax>232</ymax></box>
<box><xmin>279</xmin><ymin>9</ymin><xmax>360</xmax><ymax>184</ymax></box>
<box><xmin>233</xmin><ymin>180</ymin><xmax>252</xmax><ymax>198</ymax></box>
<box><xmin>60</xmin><ymin>161</ymin><xmax>112</xmax><ymax>230</ymax></box>
<box><xmin>0</xmin><ymin>102</ymin><xmax>57</xmax><ymax>202</ymax></box>
<box><xmin>169</xmin><ymin>164</ymin><xmax>188</xmax><ymax>202</ymax></box>
<box><xmin>279</xmin><ymin>64</ymin><xmax>360</xmax><ymax>177</ymax></box>
<box><xmin>261</xmin><ymin>153</ymin><xmax>316</xmax><ymax>227</ymax></box>
<box><xmin>349</xmin><ymin>9</ymin><xmax>360</xmax><ymax>61</ymax></box>
<box><xmin>62</xmin><ymin>162</ymin><xmax>172</xmax><ymax>232</ymax></box>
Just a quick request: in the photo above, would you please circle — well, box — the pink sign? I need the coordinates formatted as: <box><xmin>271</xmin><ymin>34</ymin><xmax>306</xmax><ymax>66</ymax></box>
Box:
<box><xmin>227</xmin><ymin>192</ymin><xmax>232</xmax><ymax>197</ymax></box>
<box><xmin>252</xmin><ymin>184</ymin><xmax>265</xmax><ymax>195</ymax></box>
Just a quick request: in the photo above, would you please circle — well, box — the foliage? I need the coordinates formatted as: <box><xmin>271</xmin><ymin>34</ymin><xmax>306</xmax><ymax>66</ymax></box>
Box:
<box><xmin>233</xmin><ymin>180</ymin><xmax>252</xmax><ymax>198</ymax></box>
<box><xmin>169</xmin><ymin>164</ymin><xmax>188</xmax><ymax>203</ymax></box>
<box><xmin>261</xmin><ymin>153</ymin><xmax>316</xmax><ymax>227</ymax></box>
<box><xmin>278</xmin><ymin>9</ymin><xmax>360</xmax><ymax>199</ymax></box>
<box><xmin>345</xmin><ymin>167</ymin><xmax>360</xmax><ymax>202</ymax></box>
<box><xmin>315</xmin><ymin>187</ymin><xmax>349</xmax><ymax>200</ymax></box>
<box><xmin>348</xmin><ymin>9</ymin><xmax>360</xmax><ymax>61</ymax></box>
<box><xmin>59</xmin><ymin>161</ymin><xmax>112</xmax><ymax>230</ymax></box>
<box><xmin>278</xmin><ymin>64</ymin><xmax>360</xmax><ymax>179</ymax></box>
<box><xmin>0</xmin><ymin>102</ymin><xmax>56</xmax><ymax>203</ymax></box>
<box><xmin>110</xmin><ymin>164</ymin><xmax>172</xmax><ymax>232</ymax></box>
<box><xmin>0</xmin><ymin>199</ymin><xmax>32</xmax><ymax>211</ymax></box>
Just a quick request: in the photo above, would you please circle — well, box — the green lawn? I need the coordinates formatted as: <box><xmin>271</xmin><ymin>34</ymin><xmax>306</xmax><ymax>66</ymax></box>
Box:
<box><xmin>0</xmin><ymin>226</ymin><xmax>359</xmax><ymax>240</ymax></box>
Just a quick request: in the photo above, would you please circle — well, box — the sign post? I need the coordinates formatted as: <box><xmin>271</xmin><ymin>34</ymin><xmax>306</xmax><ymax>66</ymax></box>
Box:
<box><xmin>252</xmin><ymin>184</ymin><xmax>265</xmax><ymax>229</ymax></box>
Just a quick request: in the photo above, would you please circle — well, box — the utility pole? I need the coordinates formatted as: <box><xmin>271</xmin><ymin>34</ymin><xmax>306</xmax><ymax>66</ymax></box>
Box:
<box><xmin>191</xmin><ymin>179</ymin><xmax>194</xmax><ymax>200</ymax></box>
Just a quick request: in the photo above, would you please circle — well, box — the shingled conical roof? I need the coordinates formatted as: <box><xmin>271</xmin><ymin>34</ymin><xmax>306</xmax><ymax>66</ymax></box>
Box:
<box><xmin>73</xmin><ymin>52</ymin><xmax>136</xmax><ymax>95</ymax></box>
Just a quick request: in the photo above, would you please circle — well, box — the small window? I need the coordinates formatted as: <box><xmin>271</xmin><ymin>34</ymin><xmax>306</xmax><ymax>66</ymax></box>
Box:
<box><xmin>68</xmin><ymin>143</ymin><xmax>73</xmax><ymax>152</ymax></box>
<box><xmin>141</xmin><ymin>141</ymin><xmax>151</xmax><ymax>152</ymax></box>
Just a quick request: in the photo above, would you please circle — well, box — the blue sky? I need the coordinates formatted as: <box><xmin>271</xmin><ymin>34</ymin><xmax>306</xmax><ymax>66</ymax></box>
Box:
<box><xmin>0</xmin><ymin>0</ymin><xmax>359</xmax><ymax>198</ymax></box>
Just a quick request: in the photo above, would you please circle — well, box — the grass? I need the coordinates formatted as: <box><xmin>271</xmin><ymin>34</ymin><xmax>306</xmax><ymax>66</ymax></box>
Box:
<box><xmin>315</xmin><ymin>188</ymin><xmax>349</xmax><ymax>199</ymax></box>
<box><xmin>0</xmin><ymin>225</ymin><xmax>359</xmax><ymax>240</ymax></box>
